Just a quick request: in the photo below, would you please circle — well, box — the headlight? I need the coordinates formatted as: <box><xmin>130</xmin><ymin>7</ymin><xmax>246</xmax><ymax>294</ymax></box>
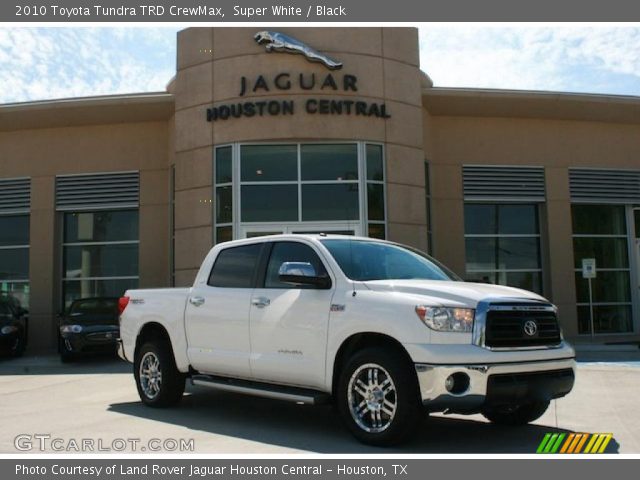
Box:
<box><xmin>1</xmin><ymin>326</ymin><xmax>18</xmax><ymax>335</ymax></box>
<box><xmin>60</xmin><ymin>325</ymin><xmax>83</xmax><ymax>334</ymax></box>
<box><xmin>415</xmin><ymin>306</ymin><xmax>474</xmax><ymax>332</ymax></box>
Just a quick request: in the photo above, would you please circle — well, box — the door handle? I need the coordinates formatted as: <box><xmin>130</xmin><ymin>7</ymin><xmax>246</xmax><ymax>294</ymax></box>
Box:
<box><xmin>189</xmin><ymin>296</ymin><xmax>205</xmax><ymax>307</ymax></box>
<box><xmin>251</xmin><ymin>297</ymin><xmax>271</xmax><ymax>308</ymax></box>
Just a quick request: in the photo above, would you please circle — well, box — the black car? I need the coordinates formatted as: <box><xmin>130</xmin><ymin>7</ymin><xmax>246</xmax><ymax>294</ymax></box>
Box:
<box><xmin>58</xmin><ymin>297</ymin><xmax>120</xmax><ymax>362</ymax></box>
<box><xmin>0</xmin><ymin>299</ymin><xmax>28</xmax><ymax>357</ymax></box>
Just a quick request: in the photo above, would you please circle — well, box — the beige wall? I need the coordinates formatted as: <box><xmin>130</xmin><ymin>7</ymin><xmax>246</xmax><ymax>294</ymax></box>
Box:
<box><xmin>172</xmin><ymin>27</ymin><xmax>427</xmax><ymax>285</ymax></box>
<box><xmin>425</xmin><ymin>114</ymin><xmax>640</xmax><ymax>337</ymax></box>
<box><xmin>0</xmin><ymin>120</ymin><xmax>171</xmax><ymax>351</ymax></box>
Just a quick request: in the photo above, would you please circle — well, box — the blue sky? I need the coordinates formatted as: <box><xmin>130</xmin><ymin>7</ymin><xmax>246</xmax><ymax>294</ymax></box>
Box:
<box><xmin>0</xmin><ymin>26</ymin><xmax>639</xmax><ymax>103</ymax></box>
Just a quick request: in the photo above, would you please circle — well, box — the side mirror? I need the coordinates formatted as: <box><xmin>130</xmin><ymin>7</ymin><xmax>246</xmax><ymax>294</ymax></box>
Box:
<box><xmin>278</xmin><ymin>262</ymin><xmax>331</xmax><ymax>289</ymax></box>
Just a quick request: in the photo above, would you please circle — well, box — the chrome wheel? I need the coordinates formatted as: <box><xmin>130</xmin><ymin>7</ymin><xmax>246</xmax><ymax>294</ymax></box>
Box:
<box><xmin>139</xmin><ymin>351</ymin><xmax>162</xmax><ymax>400</ymax></box>
<box><xmin>347</xmin><ymin>363</ymin><xmax>397</xmax><ymax>433</ymax></box>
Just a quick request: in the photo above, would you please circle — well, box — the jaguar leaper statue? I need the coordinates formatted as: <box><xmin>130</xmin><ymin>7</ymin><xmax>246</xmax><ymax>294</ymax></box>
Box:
<box><xmin>254</xmin><ymin>31</ymin><xmax>343</xmax><ymax>70</ymax></box>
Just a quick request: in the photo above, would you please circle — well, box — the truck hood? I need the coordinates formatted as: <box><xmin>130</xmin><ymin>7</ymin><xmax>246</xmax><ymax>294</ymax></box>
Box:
<box><xmin>362</xmin><ymin>279</ymin><xmax>548</xmax><ymax>308</ymax></box>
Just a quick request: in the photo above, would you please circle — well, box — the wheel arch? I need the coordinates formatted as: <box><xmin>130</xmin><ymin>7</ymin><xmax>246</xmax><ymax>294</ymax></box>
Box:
<box><xmin>330</xmin><ymin>332</ymin><xmax>415</xmax><ymax>396</ymax></box>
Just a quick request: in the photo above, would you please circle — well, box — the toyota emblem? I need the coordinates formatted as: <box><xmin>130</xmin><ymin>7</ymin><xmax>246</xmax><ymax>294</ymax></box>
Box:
<box><xmin>523</xmin><ymin>320</ymin><xmax>538</xmax><ymax>336</ymax></box>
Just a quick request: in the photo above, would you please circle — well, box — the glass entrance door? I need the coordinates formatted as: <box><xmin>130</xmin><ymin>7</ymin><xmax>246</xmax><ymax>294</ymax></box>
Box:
<box><xmin>239</xmin><ymin>223</ymin><xmax>360</xmax><ymax>239</ymax></box>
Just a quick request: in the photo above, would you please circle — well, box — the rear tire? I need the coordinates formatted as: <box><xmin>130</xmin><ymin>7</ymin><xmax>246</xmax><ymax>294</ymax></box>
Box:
<box><xmin>482</xmin><ymin>400</ymin><xmax>550</xmax><ymax>426</ymax></box>
<box><xmin>337</xmin><ymin>348</ymin><xmax>423</xmax><ymax>446</ymax></box>
<box><xmin>134</xmin><ymin>340</ymin><xmax>185</xmax><ymax>407</ymax></box>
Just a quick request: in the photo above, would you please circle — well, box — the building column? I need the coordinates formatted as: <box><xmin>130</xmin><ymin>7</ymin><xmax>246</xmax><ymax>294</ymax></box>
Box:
<box><xmin>429</xmin><ymin>164</ymin><xmax>466</xmax><ymax>277</ymax></box>
<box><xmin>139</xmin><ymin>168</ymin><xmax>171</xmax><ymax>289</ymax></box>
<box><xmin>545</xmin><ymin>167</ymin><xmax>579</xmax><ymax>337</ymax></box>
<box><xmin>27</xmin><ymin>176</ymin><xmax>57</xmax><ymax>352</ymax></box>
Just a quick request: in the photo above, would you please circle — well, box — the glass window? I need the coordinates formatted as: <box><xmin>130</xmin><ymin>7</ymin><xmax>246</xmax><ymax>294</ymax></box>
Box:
<box><xmin>366</xmin><ymin>145</ymin><xmax>384</xmax><ymax>181</ymax></box>
<box><xmin>215</xmin><ymin>146</ymin><xmax>233</xmax><ymax>184</ymax></box>
<box><xmin>464</xmin><ymin>204</ymin><xmax>543</xmax><ymax>294</ymax></box>
<box><xmin>367</xmin><ymin>184</ymin><xmax>385</xmax><ymax>221</ymax></box>
<box><xmin>63</xmin><ymin>244</ymin><xmax>139</xmax><ymax>278</ymax></box>
<box><xmin>301</xmin><ymin>144</ymin><xmax>358</xmax><ymax>181</ymax></box>
<box><xmin>64</xmin><ymin>211</ymin><xmax>138</xmax><ymax>243</ymax></box>
<box><xmin>368</xmin><ymin>224</ymin><xmax>385</xmax><ymax>240</ymax></box>
<box><xmin>0</xmin><ymin>249</ymin><xmax>29</xmax><ymax>280</ymax></box>
<box><xmin>322</xmin><ymin>239</ymin><xmax>457</xmax><ymax>282</ymax></box>
<box><xmin>572</xmin><ymin>205</ymin><xmax>626</xmax><ymax>235</ymax></box>
<box><xmin>208</xmin><ymin>243</ymin><xmax>262</xmax><ymax>288</ymax></box>
<box><xmin>571</xmin><ymin>204</ymin><xmax>632</xmax><ymax>334</ymax></box>
<box><xmin>573</xmin><ymin>237</ymin><xmax>629</xmax><ymax>269</ymax></box>
<box><xmin>63</xmin><ymin>209</ymin><xmax>138</xmax><ymax>308</ymax></box>
<box><xmin>577</xmin><ymin>305</ymin><xmax>633</xmax><ymax>334</ymax></box>
<box><xmin>241</xmin><ymin>185</ymin><xmax>298</xmax><ymax>222</ymax></box>
<box><xmin>302</xmin><ymin>184</ymin><xmax>359</xmax><ymax>221</ymax></box>
<box><xmin>216</xmin><ymin>186</ymin><xmax>233</xmax><ymax>224</ymax></box>
<box><xmin>216</xmin><ymin>226</ymin><xmax>232</xmax><ymax>244</ymax></box>
<box><xmin>264</xmin><ymin>242</ymin><xmax>328</xmax><ymax>288</ymax></box>
<box><xmin>241</xmin><ymin>145</ymin><xmax>297</xmax><ymax>182</ymax></box>
<box><xmin>0</xmin><ymin>215</ymin><xmax>29</xmax><ymax>246</ymax></box>
<box><xmin>0</xmin><ymin>214</ymin><xmax>30</xmax><ymax>310</ymax></box>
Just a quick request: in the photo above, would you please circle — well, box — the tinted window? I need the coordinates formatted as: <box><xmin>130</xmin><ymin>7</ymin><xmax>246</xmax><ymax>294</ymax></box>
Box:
<box><xmin>0</xmin><ymin>215</ymin><xmax>29</xmax><ymax>246</ymax></box>
<box><xmin>321</xmin><ymin>239</ymin><xmax>456</xmax><ymax>282</ymax></box>
<box><xmin>208</xmin><ymin>244</ymin><xmax>262</xmax><ymax>288</ymax></box>
<box><xmin>265</xmin><ymin>242</ymin><xmax>328</xmax><ymax>289</ymax></box>
<box><xmin>64</xmin><ymin>211</ymin><xmax>138</xmax><ymax>243</ymax></box>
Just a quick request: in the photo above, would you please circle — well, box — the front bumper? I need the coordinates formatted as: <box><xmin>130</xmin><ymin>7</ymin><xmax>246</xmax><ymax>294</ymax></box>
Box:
<box><xmin>416</xmin><ymin>357</ymin><xmax>576</xmax><ymax>413</ymax></box>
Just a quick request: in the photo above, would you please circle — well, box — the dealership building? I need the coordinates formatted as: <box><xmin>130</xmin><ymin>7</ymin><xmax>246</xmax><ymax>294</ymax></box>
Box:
<box><xmin>1</xmin><ymin>27</ymin><xmax>639</xmax><ymax>352</ymax></box>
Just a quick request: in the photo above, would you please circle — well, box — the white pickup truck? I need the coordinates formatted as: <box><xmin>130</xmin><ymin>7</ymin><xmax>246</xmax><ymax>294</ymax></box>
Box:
<box><xmin>118</xmin><ymin>234</ymin><xmax>576</xmax><ymax>445</ymax></box>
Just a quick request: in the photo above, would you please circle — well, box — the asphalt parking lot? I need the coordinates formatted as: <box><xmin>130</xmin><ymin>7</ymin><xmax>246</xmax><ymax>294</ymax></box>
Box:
<box><xmin>0</xmin><ymin>352</ymin><xmax>639</xmax><ymax>454</ymax></box>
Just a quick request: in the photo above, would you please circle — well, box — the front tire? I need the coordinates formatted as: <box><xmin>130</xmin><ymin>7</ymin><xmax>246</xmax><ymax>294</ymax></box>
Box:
<box><xmin>337</xmin><ymin>348</ymin><xmax>423</xmax><ymax>446</ymax></box>
<box><xmin>134</xmin><ymin>340</ymin><xmax>185</xmax><ymax>407</ymax></box>
<box><xmin>482</xmin><ymin>400</ymin><xmax>550</xmax><ymax>426</ymax></box>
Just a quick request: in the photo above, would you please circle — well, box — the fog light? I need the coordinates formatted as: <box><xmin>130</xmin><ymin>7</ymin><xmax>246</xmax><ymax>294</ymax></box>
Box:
<box><xmin>445</xmin><ymin>372</ymin><xmax>470</xmax><ymax>395</ymax></box>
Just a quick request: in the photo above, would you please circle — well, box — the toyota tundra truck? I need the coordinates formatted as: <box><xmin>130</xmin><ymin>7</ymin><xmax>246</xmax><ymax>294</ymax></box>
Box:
<box><xmin>118</xmin><ymin>234</ymin><xmax>575</xmax><ymax>446</ymax></box>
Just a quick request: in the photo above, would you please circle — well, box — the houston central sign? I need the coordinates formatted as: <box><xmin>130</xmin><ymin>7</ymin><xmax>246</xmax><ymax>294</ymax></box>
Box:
<box><xmin>206</xmin><ymin>72</ymin><xmax>391</xmax><ymax>122</ymax></box>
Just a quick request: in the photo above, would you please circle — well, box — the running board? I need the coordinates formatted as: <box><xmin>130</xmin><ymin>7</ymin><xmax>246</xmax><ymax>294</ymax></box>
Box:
<box><xmin>191</xmin><ymin>374</ymin><xmax>330</xmax><ymax>405</ymax></box>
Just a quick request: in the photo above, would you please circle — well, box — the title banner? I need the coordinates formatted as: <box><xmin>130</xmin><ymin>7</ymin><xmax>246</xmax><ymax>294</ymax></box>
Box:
<box><xmin>3</xmin><ymin>0</ymin><xmax>640</xmax><ymax>22</ymax></box>
<box><xmin>2</xmin><ymin>459</ymin><xmax>637</xmax><ymax>480</ymax></box>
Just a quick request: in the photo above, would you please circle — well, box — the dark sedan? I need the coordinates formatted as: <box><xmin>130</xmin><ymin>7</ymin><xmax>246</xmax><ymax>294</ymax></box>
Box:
<box><xmin>0</xmin><ymin>300</ymin><xmax>28</xmax><ymax>357</ymax></box>
<box><xmin>58</xmin><ymin>297</ymin><xmax>120</xmax><ymax>362</ymax></box>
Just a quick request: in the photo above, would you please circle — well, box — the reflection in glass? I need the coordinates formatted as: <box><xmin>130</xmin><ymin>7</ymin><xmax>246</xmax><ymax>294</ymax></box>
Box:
<box><xmin>0</xmin><ymin>249</ymin><xmax>30</xmax><ymax>280</ymax></box>
<box><xmin>63</xmin><ymin>279</ymin><xmax>138</xmax><ymax>309</ymax></box>
<box><xmin>367</xmin><ymin>184</ymin><xmax>384</xmax><ymax>221</ymax></box>
<box><xmin>216</xmin><ymin>186</ymin><xmax>233</xmax><ymax>224</ymax></box>
<box><xmin>572</xmin><ymin>204</ymin><xmax>626</xmax><ymax>235</ymax></box>
<box><xmin>216</xmin><ymin>226</ymin><xmax>233</xmax><ymax>244</ymax></box>
<box><xmin>241</xmin><ymin>185</ymin><xmax>298</xmax><ymax>222</ymax></box>
<box><xmin>0</xmin><ymin>215</ymin><xmax>29</xmax><ymax>246</ymax></box>
<box><xmin>302</xmin><ymin>184</ymin><xmax>359</xmax><ymax>221</ymax></box>
<box><xmin>241</xmin><ymin>145</ymin><xmax>297</xmax><ymax>182</ymax></box>
<box><xmin>64</xmin><ymin>211</ymin><xmax>138</xmax><ymax>243</ymax></box>
<box><xmin>577</xmin><ymin>305</ymin><xmax>633</xmax><ymax>334</ymax></box>
<box><xmin>366</xmin><ymin>144</ymin><xmax>384</xmax><ymax>181</ymax></box>
<box><xmin>63</xmin><ymin>244</ymin><xmax>139</xmax><ymax>278</ymax></box>
<box><xmin>575</xmin><ymin>271</ymin><xmax>630</xmax><ymax>304</ymax></box>
<box><xmin>301</xmin><ymin>144</ymin><xmax>358</xmax><ymax>181</ymax></box>
<box><xmin>573</xmin><ymin>237</ymin><xmax>629</xmax><ymax>269</ymax></box>
<box><xmin>215</xmin><ymin>146</ymin><xmax>233</xmax><ymax>184</ymax></box>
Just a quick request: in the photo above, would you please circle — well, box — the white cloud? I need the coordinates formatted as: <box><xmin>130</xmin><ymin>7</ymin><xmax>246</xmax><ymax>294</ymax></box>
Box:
<box><xmin>0</xmin><ymin>27</ymin><xmax>639</xmax><ymax>104</ymax></box>
<box><xmin>0</xmin><ymin>27</ymin><xmax>179</xmax><ymax>103</ymax></box>
<box><xmin>419</xmin><ymin>26</ymin><xmax>640</xmax><ymax>95</ymax></box>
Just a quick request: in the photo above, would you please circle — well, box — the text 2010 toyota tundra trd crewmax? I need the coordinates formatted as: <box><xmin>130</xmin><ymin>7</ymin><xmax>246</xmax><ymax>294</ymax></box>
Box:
<box><xmin>118</xmin><ymin>235</ymin><xmax>575</xmax><ymax>445</ymax></box>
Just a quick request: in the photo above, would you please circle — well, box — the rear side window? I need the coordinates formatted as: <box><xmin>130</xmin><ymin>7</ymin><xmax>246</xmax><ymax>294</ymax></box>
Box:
<box><xmin>264</xmin><ymin>241</ymin><xmax>328</xmax><ymax>289</ymax></box>
<box><xmin>208</xmin><ymin>243</ymin><xmax>262</xmax><ymax>288</ymax></box>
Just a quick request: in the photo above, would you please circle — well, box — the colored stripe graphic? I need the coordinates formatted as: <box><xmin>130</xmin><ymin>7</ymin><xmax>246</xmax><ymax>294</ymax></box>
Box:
<box><xmin>538</xmin><ymin>433</ymin><xmax>613</xmax><ymax>454</ymax></box>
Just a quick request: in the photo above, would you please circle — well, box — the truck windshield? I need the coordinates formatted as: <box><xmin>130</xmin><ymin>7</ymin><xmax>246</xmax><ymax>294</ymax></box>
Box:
<box><xmin>320</xmin><ymin>239</ymin><xmax>459</xmax><ymax>282</ymax></box>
